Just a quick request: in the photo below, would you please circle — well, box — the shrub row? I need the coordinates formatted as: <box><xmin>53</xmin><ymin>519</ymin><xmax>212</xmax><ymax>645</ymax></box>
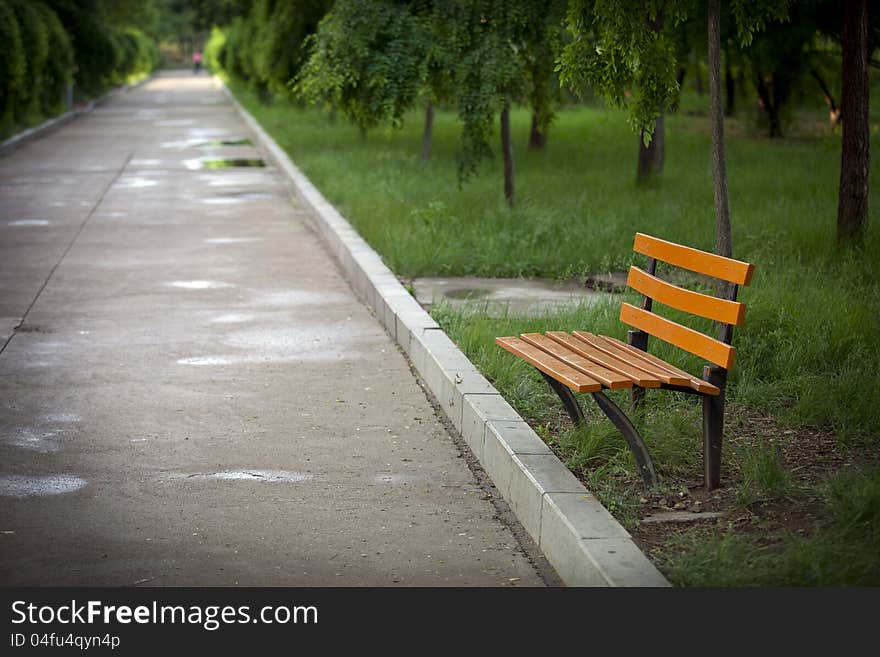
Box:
<box><xmin>205</xmin><ymin>0</ymin><xmax>331</xmax><ymax>102</ymax></box>
<box><xmin>1</xmin><ymin>0</ymin><xmax>159</xmax><ymax>138</ymax></box>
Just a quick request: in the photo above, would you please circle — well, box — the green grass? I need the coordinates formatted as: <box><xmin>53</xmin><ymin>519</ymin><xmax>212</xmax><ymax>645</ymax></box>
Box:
<box><xmin>735</xmin><ymin>439</ymin><xmax>797</xmax><ymax>507</ymax></box>
<box><xmin>666</xmin><ymin>467</ymin><xmax>880</xmax><ymax>586</ymax></box>
<box><xmin>229</xmin><ymin>79</ymin><xmax>880</xmax><ymax>584</ymax></box>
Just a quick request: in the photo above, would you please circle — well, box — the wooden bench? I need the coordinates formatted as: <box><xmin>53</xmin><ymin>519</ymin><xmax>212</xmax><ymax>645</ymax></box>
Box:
<box><xmin>496</xmin><ymin>233</ymin><xmax>755</xmax><ymax>490</ymax></box>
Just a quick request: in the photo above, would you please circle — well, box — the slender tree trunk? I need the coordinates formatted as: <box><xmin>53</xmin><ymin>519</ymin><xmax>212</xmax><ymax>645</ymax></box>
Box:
<box><xmin>421</xmin><ymin>101</ymin><xmax>433</xmax><ymax>162</ymax></box>
<box><xmin>636</xmin><ymin>11</ymin><xmax>666</xmax><ymax>185</ymax></box>
<box><xmin>724</xmin><ymin>52</ymin><xmax>735</xmax><ymax>116</ymax></box>
<box><xmin>810</xmin><ymin>68</ymin><xmax>841</xmax><ymax>126</ymax></box>
<box><xmin>708</xmin><ymin>0</ymin><xmax>733</xmax><ymax>267</ymax></box>
<box><xmin>676</xmin><ymin>66</ymin><xmax>686</xmax><ymax>89</ymax></box>
<box><xmin>695</xmin><ymin>50</ymin><xmax>704</xmax><ymax>95</ymax></box>
<box><xmin>755</xmin><ymin>76</ymin><xmax>782</xmax><ymax>138</ymax></box>
<box><xmin>528</xmin><ymin>112</ymin><xmax>546</xmax><ymax>150</ymax></box>
<box><xmin>500</xmin><ymin>100</ymin><xmax>515</xmax><ymax>207</ymax></box>
<box><xmin>637</xmin><ymin>111</ymin><xmax>664</xmax><ymax>184</ymax></box>
<box><xmin>838</xmin><ymin>0</ymin><xmax>870</xmax><ymax>246</ymax></box>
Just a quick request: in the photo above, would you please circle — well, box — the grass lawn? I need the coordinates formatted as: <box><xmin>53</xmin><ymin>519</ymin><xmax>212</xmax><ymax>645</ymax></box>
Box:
<box><xmin>230</xmin><ymin>78</ymin><xmax>880</xmax><ymax>585</ymax></box>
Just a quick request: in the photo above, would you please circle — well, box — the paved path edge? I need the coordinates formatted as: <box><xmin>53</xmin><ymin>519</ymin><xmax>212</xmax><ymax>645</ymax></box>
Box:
<box><xmin>0</xmin><ymin>74</ymin><xmax>154</xmax><ymax>156</ymax></box>
<box><xmin>221</xmin><ymin>80</ymin><xmax>670</xmax><ymax>588</ymax></box>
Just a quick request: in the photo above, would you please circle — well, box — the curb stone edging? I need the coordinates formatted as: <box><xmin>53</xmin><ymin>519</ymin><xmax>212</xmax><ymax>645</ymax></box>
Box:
<box><xmin>222</xmin><ymin>80</ymin><xmax>669</xmax><ymax>588</ymax></box>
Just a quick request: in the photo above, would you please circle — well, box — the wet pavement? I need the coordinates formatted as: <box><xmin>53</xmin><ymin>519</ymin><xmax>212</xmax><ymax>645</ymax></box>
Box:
<box><xmin>0</xmin><ymin>72</ymin><xmax>545</xmax><ymax>586</ymax></box>
<box><xmin>412</xmin><ymin>276</ymin><xmax>614</xmax><ymax>316</ymax></box>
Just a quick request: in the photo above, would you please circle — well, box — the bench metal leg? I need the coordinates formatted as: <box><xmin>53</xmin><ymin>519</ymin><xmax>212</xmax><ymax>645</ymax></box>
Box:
<box><xmin>702</xmin><ymin>366</ymin><xmax>728</xmax><ymax>490</ymax></box>
<box><xmin>539</xmin><ymin>372</ymin><xmax>585</xmax><ymax>424</ymax></box>
<box><xmin>591</xmin><ymin>391</ymin><xmax>658</xmax><ymax>489</ymax></box>
<box><xmin>539</xmin><ymin>373</ymin><xmax>658</xmax><ymax>489</ymax></box>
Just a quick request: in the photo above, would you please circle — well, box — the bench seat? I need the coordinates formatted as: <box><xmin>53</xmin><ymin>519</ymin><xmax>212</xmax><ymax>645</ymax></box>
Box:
<box><xmin>497</xmin><ymin>332</ymin><xmax>720</xmax><ymax>396</ymax></box>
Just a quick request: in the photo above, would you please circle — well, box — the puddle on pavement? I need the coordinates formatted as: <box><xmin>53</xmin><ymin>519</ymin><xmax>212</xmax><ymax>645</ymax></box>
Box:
<box><xmin>168</xmin><ymin>470</ymin><xmax>314</xmax><ymax>483</ymax></box>
<box><xmin>0</xmin><ymin>474</ymin><xmax>86</xmax><ymax>498</ymax></box>
<box><xmin>41</xmin><ymin>413</ymin><xmax>81</xmax><ymax>423</ymax></box>
<box><xmin>412</xmin><ymin>276</ymin><xmax>615</xmax><ymax>317</ymax></box>
<box><xmin>200</xmin><ymin>138</ymin><xmax>254</xmax><ymax>147</ymax></box>
<box><xmin>8</xmin><ymin>220</ymin><xmax>50</xmax><ymax>227</ymax></box>
<box><xmin>373</xmin><ymin>473</ymin><xmax>431</xmax><ymax>486</ymax></box>
<box><xmin>117</xmin><ymin>176</ymin><xmax>159</xmax><ymax>189</ymax></box>
<box><xmin>178</xmin><ymin>323</ymin><xmax>380</xmax><ymax>366</ymax></box>
<box><xmin>444</xmin><ymin>287</ymin><xmax>491</xmax><ymax>300</ymax></box>
<box><xmin>209</xmin><ymin>313</ymin><xmax>254</xmax><ymax>324</ymax></box>
<box><xmin>202</xmin><ymin>158</ymin><xmax>265</xmax><ymax>168</ymax></box>
<box><xmin>157</xmin><ymin>119</ymin><xmax>197</xmax><ymax>127</ymax></box>
<box><xmin>250</xmin><ymin>289</ymin><xmax>349</xmax><ymax>308</ymax></box>
<box><xmin>199</xmin><ymin>172</ymin><xmax>274</xmax><ymax>187</ymax></box>
<box><xmin>203</xmin><ymin>237</ymin><xmax>262</xmax><ymax>244</ymax></box>
<box><xmin>201</xmin><ymin>192</ymin><xmax>281</xmax><ymax>204</ymax></box>
<box><xmin>166</xmin><ymin>280</ymin><xmax>233</xmax><ymax>290</ymax></box>
<box><xmin>5</xmin><ymin>428</ymin><xmax>63</xmax><ymax>453</ymax></box>
<box><xmin>184</xmin><ymin>158</ymin><xmax>265</xmax><ymax>170</ymax></box>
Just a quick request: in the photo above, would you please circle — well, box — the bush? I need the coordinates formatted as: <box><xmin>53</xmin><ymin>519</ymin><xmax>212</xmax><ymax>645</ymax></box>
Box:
<box><xmin>10</xmin><ymin>0</ymin><xmax>50</xmax><ymax>122</ymax></box>
<box><xmin>35</xmin><ymin>2</ymin><xmax>73</xmax><ymax>115</ymax></box>
<box><xmin>0</xmin><ymin>0</ymin><xmax>26</xmax><ymax>133</ymax></box>
<box><xmin>204</xmin><ymin>25</ymin><xmax>227</xmax><ymax>75</ymax></box>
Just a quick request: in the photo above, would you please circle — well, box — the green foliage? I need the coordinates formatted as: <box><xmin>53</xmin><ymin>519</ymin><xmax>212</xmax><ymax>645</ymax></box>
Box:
<box><xmin>295</xmin><ymin>0</ymin><xmax>431</xmax><ymax>129</ymax></box>
<box><xmin>559</xmin><ymin>0</ymin><xmax>792</xmax><ymax>141</ymax></box>
<box><xmin>1</xmin><ymin>0</ymin><xmax>158</xmax><ymax>140</ymax></box>
<box><xmin>10</xmin><ymin>0</ymin><xmax>51</xmax><ymax>121</ymax></box>
<box><xmin>559</xmin><ymin>0</ymin><xmax>683</xmax><ymax>141</ymax></box>
<box><xmin>215</xmin><ymin>0</ymin><xmax>331</xmax><ymax>101</ymax></box>
<box><xmin>434</xmin><ymin>0</ymin><xmax>562</xmax><ymax>180</ymax></box>
<box><xmin>0</xmin><ymin>0</ymin><xmax>27</xmax><ymax>132</ymax></box>
<box><xmin>253</xmin><ymin>0</ymin><xmax>331</xmax><ymax>99</ymax></box>
<box><xmin>204</xmin><ymin>24</ymin><xmax>227</xmax><ymax>73</ymax></box>
<box><xmin>35</xmin><ymin>2</ymin><xmax>74</xmax><ymax>115</ymax></box>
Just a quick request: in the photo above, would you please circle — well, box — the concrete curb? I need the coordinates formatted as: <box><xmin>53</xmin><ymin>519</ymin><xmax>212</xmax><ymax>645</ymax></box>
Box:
<box><xmin>0</xmin><ymin>74</ymin><xmax>154</xmax><ymax>156</ymax></box>
<box><xmin>222</xmin><ymin>82</ymin><xmax>669</xmax><ymax>588</ymax></box>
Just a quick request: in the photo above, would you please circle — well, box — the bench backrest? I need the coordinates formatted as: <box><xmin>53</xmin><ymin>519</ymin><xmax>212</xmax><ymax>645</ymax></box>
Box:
<box><xmin>621</xmin><ymin>233</ymin><xmax>755</xmax><ymax>371</ymax></box>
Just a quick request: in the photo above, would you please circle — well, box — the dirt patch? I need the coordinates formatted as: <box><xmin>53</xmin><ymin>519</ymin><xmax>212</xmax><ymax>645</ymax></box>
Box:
<box><xmin>526</xmin><ymin>403</ymin><xmax>877</xmax><ymax>583</ymax></box>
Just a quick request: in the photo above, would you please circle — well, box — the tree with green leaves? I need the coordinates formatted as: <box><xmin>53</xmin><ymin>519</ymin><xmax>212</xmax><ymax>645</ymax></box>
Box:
<box><xmin>295</xmin><ymin>0</ymin><xmax>431</xmax><ymax>136</ymax></box>
<box><xmin>558</xmin><ymin>0</ymin><xmax>683</xmax><ymax>185</ymax></box>
<box><xmin>559</xmin><ymin>0</ymin><xmax>789</xmax><ymax>260</ymax></box>
<box><xmin>433</xmin><ymin>0</ymin><xmax>563</xmax><ymax>205</ymax></box>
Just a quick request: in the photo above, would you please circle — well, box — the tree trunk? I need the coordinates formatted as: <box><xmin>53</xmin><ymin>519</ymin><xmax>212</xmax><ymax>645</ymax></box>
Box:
<box><xmin>636</xmin><ymin>111</ymin><xmax>664</xmax><ymax>184</ymax></box>
<box><xmin>755</xmin><ymin>76</ymin><xmax>782</xmax><ymax>138</ymax></box>
<box><xmin>695</xmin><ymin>50</ymin><xmax>704</xmax><ymax>95</ymax></box>
<box><xmin>724</xmin><ymin>52</ymin><xmax>735</xmax><ymax>116</ymax></box>
<box><xmin>708</xmin><ymin>0</ymin><xmax>733</xmax><ymax>268</ymax></box>
<box><xmin>528</xmin><ymin>112</ymin><xmax>546</xmax><ymax>150</ymax></box>
<box><xmin>810</xmin><ymin>68</ymin><xmax>841</xmax><ymax>126</ymax></box>
<box><xmin>500</xmin><ymin>100</ymin><xmax>515</xmax><ymax>207</ymax></box>
<box><xmin>421</xmin><ymin>101</ymin><xmax>433</xmax><ymax>161</ymax></box>
<box><xmin>838</xmin><ymin>0</ymin><xmax>870</xmax><ymax>246</ymax></box>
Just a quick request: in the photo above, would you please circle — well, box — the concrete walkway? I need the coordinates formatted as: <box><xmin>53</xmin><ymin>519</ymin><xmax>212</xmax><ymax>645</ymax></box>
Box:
<box><xmin>0</xmin><ymin>72</ymin><xmax>545</xmax><ymax>586</ymax></box>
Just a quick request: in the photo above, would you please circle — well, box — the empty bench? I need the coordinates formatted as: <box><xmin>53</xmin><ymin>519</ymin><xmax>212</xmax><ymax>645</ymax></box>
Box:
<box><xmin>497</xmin><ymin>233</ymin><xmax>755</xmax><ymax>490</ymax></box>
